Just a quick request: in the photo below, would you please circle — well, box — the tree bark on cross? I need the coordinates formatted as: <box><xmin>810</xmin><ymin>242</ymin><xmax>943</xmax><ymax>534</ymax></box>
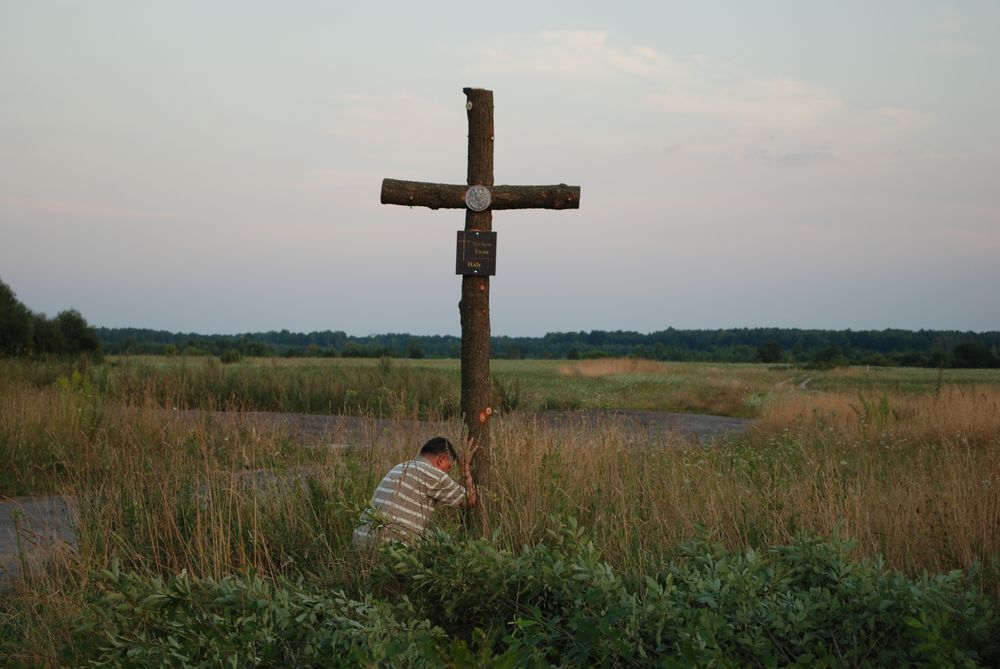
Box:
<box><xmin>379</xmin><ymin>87</ymin><xmax>580</xmax><ymax>535</ymax></box>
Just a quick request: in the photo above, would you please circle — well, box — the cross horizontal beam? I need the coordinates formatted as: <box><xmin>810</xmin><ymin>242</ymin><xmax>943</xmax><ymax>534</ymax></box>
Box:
<box><xmin>380</xmin><ymin>178</ymin><xmax>580</xmax><ymax>211</ymax></box>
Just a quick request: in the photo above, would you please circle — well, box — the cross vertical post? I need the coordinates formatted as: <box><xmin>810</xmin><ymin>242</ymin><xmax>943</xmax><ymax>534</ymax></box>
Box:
<box><xmin>380</xmin><ymin>87</ymin><xmax>580</xmax><ymax>535</ymax></box>
<box><xmin>461</xmin><ymin>87</ymin><xmax>494</xmax><ymax>508</ymax></box>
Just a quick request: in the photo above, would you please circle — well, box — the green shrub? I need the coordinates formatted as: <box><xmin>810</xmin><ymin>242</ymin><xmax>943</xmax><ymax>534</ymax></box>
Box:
<box><xmin>54</xmin><ymin>309</ymin><xmax>101</xmax><ymax>356</ymax></box>
<box><xmin>0</xmin><ymin>278</ymin><xmax>34</xmax><ymax>355</ymax></box>
<box><xmin>73</xmin><ymin>564</ymin><xmax>451</xmax><ymax>668</ymax></box>
<box><xmin>0</xmin><ymin>278</ymin><xmax>100</xmax><ymax>358</ymax></box>
<box><xmin>375</xmin><ymin>522</ymin><xmax>1000</xmax><ymax>667</ymax></box>
<box><xmin>35</xmin><ymin>524</ymin><xmax>1000</xmax><ymax>667</ymax></box>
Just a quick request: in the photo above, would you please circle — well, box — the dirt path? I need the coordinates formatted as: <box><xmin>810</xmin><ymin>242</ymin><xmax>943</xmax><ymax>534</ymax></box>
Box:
<box><xmin>777</xmin><ymin>374</ymin><xmax>816</xmax><ymax>391</ymax></box>
<box><xmin>1</xmin><ymin>409</ymin><xmax>751</xmax><ymax>590</ymax></box>
<box><xmin>177</xmin><ymin>408</ymin><xmax>752</xmax><ymax>447</ymax></box>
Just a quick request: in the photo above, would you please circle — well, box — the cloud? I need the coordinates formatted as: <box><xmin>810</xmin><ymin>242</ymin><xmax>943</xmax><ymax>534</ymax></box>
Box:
<box><xmin>926</xmin><ymin>10</ymin><xmax>981</xmax><ymax>55</ymax></box>
<box><xmin>0</xmin><ymin>194</ymin><xmax>175</xmax><ymax>222</ymax></box>
<box><xmin>650</xmin><ymin>74</ymin><xmax>845</xmax><ymax>131</ymax></box>
<box><xmin>321</xmin><ymin>92</ymin><xmax>468</xmax><ymax>185</ymax></box>
<box><xmin>324</xmin><ymin>93</ymin><xmax>459</xmax><ymax>146</ymax></box>
<box><xmin>478</xmin><ymin>31</ymin><xmax>843</xmax><ymax>130</ymax></box>
<box><xmin>743</xmin><ymin>144</ymin><xmax>834</xmax><ymax>167</ymax></box>
<box><xmin>872</xmin><ymin>106</ymin><xmax>933</xmax><ymax>133</ymax></box>
<box><xmin>475</xmin><ymin>31</ymin><xmax>933</xmax><ymax>164</ymax></box>
<box><xmin>478</xmin><ymin>30</ymin><xmax>669</xmax><ymax>78</ymax></box>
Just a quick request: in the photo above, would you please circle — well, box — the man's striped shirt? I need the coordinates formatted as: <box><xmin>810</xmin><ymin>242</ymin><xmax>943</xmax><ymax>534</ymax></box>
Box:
<box><xmin>353</xmin><ymin>457</ymin><xmax>467</xmax><ymax>546</ymax></box>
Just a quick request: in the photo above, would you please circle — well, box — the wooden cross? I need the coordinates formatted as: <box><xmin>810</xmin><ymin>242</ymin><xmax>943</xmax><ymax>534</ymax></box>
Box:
<box><xmin>380</xmin><ymin>87</ymin><xmax>580</xmax><ymax>520</ymax></box>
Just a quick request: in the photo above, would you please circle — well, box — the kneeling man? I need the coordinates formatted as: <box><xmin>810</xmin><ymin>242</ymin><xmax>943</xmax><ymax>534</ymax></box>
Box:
<box><xmin>353</xmin><ymin>436</ymin><xmax>478</xmax><ymax>547</ymax></box>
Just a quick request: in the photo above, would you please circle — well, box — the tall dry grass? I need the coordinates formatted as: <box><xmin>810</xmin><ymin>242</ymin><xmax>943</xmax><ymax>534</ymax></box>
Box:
<box><xmin>3</xmin><ymin>378</ymin><xmax>998</xmax><ymax>587</ymax></box>
<box><xmin>756</xmin><ymin>384</ymin><xmax>1000</xmax><ymax>447</ymax></box>
<box><xmin>0</xmin><ymin>356</ymin><xmax>461</xmax><ymax>419</ymax></box>
<box><xmin>545</xmin><ymin>358</ymin><xmax>778</xmax><ymax>416</ymax></box>
<box><xmin>483</xmin><ymin>405</ymin><xmax>1000</xmax><ymax>590</ymax></box>
<box><xmin>3</xmin><ymin>367</ymin><xmax>999</xmax><ymax>663</ymax></box>
<box><xmin>557</xmin><ymin>359</ymin><xmax>669</xmax><ymax>377</ymax></box>
<box><xmin>747</xmin><ymin>385</ymin><xmax>1000</xmax><ymax>572</ymax></box>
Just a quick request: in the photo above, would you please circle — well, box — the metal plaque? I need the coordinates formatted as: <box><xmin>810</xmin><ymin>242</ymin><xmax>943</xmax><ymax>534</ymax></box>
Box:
<box><xmin>456</xmin><ymin>230</ymin><xmax>497</xmax><ymax>276</ymax></box>
<box><xmin>464</xmin><ymin>185</ymin><xmax>492</xmax><ymax>212</ymax></box>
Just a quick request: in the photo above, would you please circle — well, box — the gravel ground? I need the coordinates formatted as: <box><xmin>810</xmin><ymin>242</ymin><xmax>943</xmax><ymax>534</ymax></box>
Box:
<box><xmin>173</xmin><ymin>408</ymin><xmax>752</xmax><ymax>447</ymax></box>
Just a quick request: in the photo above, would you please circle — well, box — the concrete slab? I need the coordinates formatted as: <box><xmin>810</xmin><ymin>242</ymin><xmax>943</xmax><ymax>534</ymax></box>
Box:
<box><xmin>0</xmin><ymin>495</ymin><xmax>78</xmax><ymax>591</ymax></box>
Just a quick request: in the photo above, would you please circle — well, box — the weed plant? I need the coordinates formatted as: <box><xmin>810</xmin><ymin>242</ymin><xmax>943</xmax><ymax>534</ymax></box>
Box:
<box><xmin>0</xmin><ymin>356</ymin><xmax>461</xmax><ymax>420</ymax></box>
<box><xmin>11</xmin><ymin>526</ymin><xmax>1000</xmax><ymax>667</ymax></box>
<box><xmin>1</xmin><ymin>359</ymin><xmax>999</xmax><ymax>665</ymax></box>
<box><xmin>1</xmin><ymin>356</ymin><xmax>814</xmax><ymax>418</ymax></box>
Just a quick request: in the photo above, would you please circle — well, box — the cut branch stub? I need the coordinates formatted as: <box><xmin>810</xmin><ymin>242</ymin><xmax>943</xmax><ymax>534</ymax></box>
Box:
<box><xmin>381</xmin><ymin>179</ymin><xmax>580</xmax><ymax>211</ymax></box>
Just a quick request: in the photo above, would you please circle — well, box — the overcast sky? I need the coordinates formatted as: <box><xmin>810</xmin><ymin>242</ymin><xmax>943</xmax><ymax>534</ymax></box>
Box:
<box><xmin>2</xmin><ymin>1</ymin><xmax>998</xmax><ymax>336</ymax></box>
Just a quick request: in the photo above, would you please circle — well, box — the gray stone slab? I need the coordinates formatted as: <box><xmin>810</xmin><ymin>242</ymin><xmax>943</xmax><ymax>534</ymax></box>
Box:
<box><xmin>0</xmin><ymin>495</ymin><xmax>78</xmax><ymax>591</ymax></box>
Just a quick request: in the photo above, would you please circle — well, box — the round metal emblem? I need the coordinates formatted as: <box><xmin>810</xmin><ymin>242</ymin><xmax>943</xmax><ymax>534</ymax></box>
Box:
<box><xmin>465</xmin><ymin>185</ymin><xmax>491</xmax><ymax>212</ymax></box>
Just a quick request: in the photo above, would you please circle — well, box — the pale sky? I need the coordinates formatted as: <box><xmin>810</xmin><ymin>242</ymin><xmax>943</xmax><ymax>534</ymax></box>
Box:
<box><xmin>2</xmin><ymin>1</ymin><xmax>998</xmax><ymax>336</ymax></box>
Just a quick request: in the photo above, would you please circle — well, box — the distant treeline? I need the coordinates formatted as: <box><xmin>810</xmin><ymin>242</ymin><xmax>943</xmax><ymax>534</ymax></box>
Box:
<box><xmin>96</xmin><ymin>326</ymin><xmax>1000</xmax><ymax>369</ymax></box>
<box><xmin>5</xmin><ymin>276</ymin><xmax>997</xmax><ymax>368</ymax></box>
<box><xmin>1</xmin><ymin>278</ymin><xmax>100</xmax><ymax>357</ymax></box>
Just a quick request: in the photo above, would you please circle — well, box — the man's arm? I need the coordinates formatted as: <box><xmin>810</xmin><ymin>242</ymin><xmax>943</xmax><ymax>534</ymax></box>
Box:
<box><xmin>425</xmin><ymin>470</ymin><xmax>466</xmax><ymax>507</ymax></box>
<box><xmin>422</xmin><ymin>441</ymin><xmax>481</xmax><ymax>508</ymax></box>
<box><xmin>459</xmin><ymin>439</ymin><xmax>481</xmax><ymax>508</ymax></box>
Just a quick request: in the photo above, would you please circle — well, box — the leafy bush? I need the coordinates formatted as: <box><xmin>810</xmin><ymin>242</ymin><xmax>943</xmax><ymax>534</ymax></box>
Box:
<box><xmin>73</xmin><ymin>564</ymin><xmax>452</xmax><ymax>668</ymax></box>
<box><xmin>953</xmin><ymin>341</ymin><xmax>999</xmax><ymax>369</ymax></box>
<box><xmin>38</xmin><ymin>523</ymin><xmax>1000</xmax><ymax>666</ymax></box>
<box><xmin>54</xmin><ymin>309</ymin><xmax>101</xmax><ymax>355</ymax></box>
<box><xmin>0</xmin><ymin>278</ymin><xmax>100</xmax><ymax>358</ymax></box>
<box><xmin>375</xmin><ymin>521</ymin><xmax>1000</xmax><ymax>667</ymax></box>
<box><xmin>757</xmin><ymin>340</ymin><xmax>783</xmax><ymax>364</ymax></box>
<box><xmin>0</xmin><ymin>278</ymin><xmax>34</xmax><ymax>355</ymax></box>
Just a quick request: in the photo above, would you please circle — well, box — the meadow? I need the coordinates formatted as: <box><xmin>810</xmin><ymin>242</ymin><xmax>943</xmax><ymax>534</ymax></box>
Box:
<box><xmin>1</xmin><ymin>356</ymin><xmax>999</xmax><ymax>666</ymax></box>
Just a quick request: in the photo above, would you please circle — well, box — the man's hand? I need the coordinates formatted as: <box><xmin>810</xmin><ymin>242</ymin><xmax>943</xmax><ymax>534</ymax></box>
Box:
<box><xmin>461</xmin><ymin>438</ymin><xmax>481</xmax><ymax>508</ymax></box>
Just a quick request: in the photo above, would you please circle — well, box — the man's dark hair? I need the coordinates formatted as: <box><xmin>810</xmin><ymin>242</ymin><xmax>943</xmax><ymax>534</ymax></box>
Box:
<box><xmin>420</xmin><ymin>436</ymin><xmax>458</xmax><ymax>461</ymax></box>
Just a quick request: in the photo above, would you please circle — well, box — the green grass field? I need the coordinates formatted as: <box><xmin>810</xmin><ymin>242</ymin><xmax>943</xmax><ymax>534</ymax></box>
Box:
<box><xmin>2</xmin><ymin>356</ymin><xmax>999</xmax><ymax>666</ymax></box>
<box><xmin>13</xmin><ymin>354</ymin><xmax>992</xmax><ymax>419</ymax></box>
